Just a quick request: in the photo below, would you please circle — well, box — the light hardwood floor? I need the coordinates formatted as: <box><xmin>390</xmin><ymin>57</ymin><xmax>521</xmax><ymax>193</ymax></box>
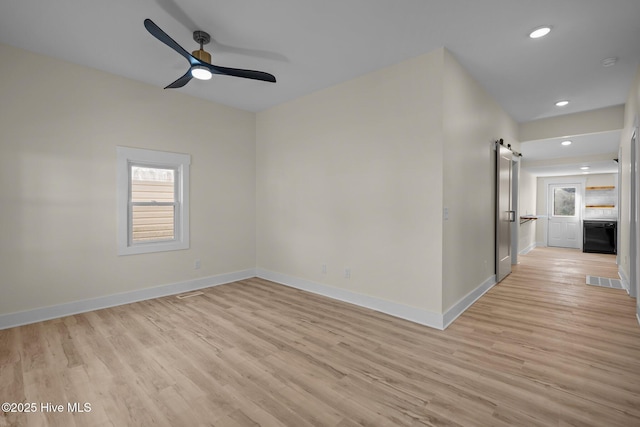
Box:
<box><xmin>1</xmin><ymin>247</ymin><xmax>639</xmax><ymax>426</ymax></box>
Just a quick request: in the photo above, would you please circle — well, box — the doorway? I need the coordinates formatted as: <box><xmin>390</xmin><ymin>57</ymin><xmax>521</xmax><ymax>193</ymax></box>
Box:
<box><xmin>544</xmin><ymin>178</ymin><xmax>586</xmax><ymax>249</ymax></box>
<box><xmin>496</xmin><ymin>143</ymin><xmax>514</xmax><ymax>282</ymax></box>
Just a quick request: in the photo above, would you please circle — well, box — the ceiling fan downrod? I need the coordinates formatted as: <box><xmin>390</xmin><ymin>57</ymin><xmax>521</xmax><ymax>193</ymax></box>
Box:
<box><xmin>192</xmin><ymin>30</ymin><xmax>211</xmax><ymax>63</ymax></box>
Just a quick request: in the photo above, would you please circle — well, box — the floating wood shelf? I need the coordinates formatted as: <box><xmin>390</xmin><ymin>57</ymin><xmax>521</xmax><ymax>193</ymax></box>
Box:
<box><xmin>586</xmin><ymin>205</ymin><xmax>615</xmax><ymax>208</ymax></box>
<box><xmin>519</xmin><ymin>216</ymin><xmax>538</xmax><ymax>225</ymax></box>
<box><xmin>586</xmin><ymin>186</ymin><xmax>615</xmax><ymax>190</ymax></box>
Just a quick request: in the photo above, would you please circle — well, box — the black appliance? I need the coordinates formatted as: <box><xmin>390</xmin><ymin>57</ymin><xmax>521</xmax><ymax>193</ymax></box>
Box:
<box><xmin>583</xmin><ymin>220</ymin><xmax>617</xmax><ymax>254</ymax></box>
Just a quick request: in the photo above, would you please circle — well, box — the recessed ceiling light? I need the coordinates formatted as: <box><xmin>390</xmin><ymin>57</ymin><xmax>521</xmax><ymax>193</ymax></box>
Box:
<box><xmin>555</xmin><ymin>100</ymin><xmax>570</xmax><ymax>107</ymax></box>
<box><xmin>580</xmin><ymin>166</ymin><xmax>590</xmax><ymax>170</ymax></box>
<box><xmin>529</xmin><ymin>26</ymin><xmax>552</xmax><ymax>39</ymax></box>
<box><xmin>561</xmin><ymin>140</ymin><xmax>572</xmax><ymax>146</ymax></box>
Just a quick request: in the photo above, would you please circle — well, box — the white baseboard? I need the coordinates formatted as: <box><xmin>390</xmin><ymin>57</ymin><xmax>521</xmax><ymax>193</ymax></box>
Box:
<box><xmin>616</xmin><ymin>269</ymin><xmax>639</xmax><ymax>327</ymax></box>
<box><xmin>256</xmin><ymin>269</ymin><xmax>445</xmax><ymax>329</ymax></box>
<box><xmin>618</xmin><ymin>268</ymin><xmax>630</xmax><ymax>293</ymax></box>
<box><xmin>0</xmin><ymin>269</ymin><xmax>256</xmax><ymax>330</ymax></box>
<box><xmin>256</xmin><ymin>269</ymin><xmax>497</xmax><ymax>330</ymax></box>
<box><xmin>519</xmin><ymin>242</ymin><xmax>537</xmax><ymax>255</ymax></box>
<box><xmin>2</xmin><ymin>267</ymin><xmax>498</xmax><ymax>332</ymax></box>
<box><xmin>443</xmin><ymin>275</ymin><xmax>496</xmax><ymax>329</ymax></box>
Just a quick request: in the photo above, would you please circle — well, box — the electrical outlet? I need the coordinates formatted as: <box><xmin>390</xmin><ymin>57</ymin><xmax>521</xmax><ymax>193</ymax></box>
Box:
<box><xmin>194</xmin><ymin>259</ymin><xmax>201</xmax><ymax>270</ymax></box>
<box><xmin>345</xmin><ymin>268</ymin><xmax>351</xmax><ymax>279</ymax></box>
<box><xmin>322</xmin><ymin>264</ymin><xmax>327</xmax><ymax>274</ymax></box>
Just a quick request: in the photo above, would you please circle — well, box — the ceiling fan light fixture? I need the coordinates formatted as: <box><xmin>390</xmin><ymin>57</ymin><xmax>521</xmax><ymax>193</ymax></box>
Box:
<box><xmin>529</xmin><ymin>26</ymin><xmax>552</xmax><ymax>39</ymax></box>
<box><xmin>191</xmin><ymin>66</ymin><xmax>212</xmax><ymax>80</ymax></box>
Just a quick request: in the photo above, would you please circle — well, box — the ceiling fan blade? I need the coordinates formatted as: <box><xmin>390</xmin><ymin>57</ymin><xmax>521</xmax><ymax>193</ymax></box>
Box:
<box><xmin>154</xmin><ymin>0</ymin><xmax>198</xmax><ymax>32</ymax></box>
<box><xmin>204</xmin><ymin>63</ymin><xmax>277</xmax><ymax>83</ymax></box>
<box><xmin>144</xmin><ymin>18</ymin><xmax>198</xmax><ymax>66</ymax></box>
<box><xmin>164</xmin><ymin>69</ymin><xmax>193</xmax><ymax>89</ymax></box>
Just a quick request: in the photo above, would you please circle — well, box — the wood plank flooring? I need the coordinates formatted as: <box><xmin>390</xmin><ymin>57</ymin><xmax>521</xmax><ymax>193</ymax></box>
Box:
<box><xmin>1</xmin><ymin>247</ymin><xmax>639</xmax><ymax>426</ymax></box>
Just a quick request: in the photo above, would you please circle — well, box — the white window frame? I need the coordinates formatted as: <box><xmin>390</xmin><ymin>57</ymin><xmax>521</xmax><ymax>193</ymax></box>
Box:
<box><xmin>117</xmin><ymin>146</ymin><xmax>190</xmax><ymax>255</ymax></box>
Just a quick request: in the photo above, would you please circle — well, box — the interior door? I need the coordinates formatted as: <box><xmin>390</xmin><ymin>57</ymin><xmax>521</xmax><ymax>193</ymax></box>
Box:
<box><xmin>496</xmin><ymin>144</ymin><xmax>513</xmax><ymax>282</ymax></box>
<box><xmin>548</xmin><ymin>184</ymin><xmax>582</xmax><ymax>249</ymax></box>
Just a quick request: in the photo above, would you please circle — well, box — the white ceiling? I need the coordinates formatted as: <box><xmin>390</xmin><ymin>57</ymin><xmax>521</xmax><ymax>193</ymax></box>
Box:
<box><xmin>1</xmin><ymin>0</ymin><xmax>639</xmax><ymax>175</ymax></box>
<box><xmin>521</xmin><ymin>130</ymin><xmax>621</xmax><ymax>176</ymax></box>
<box><xmin>521</xmin><ymin>131</ymin><xmax>621</xmax><ymax>162</ymax></box>
<box><xmin>521</xmin><ymin>158</ymin><xmax>619</xmax><ymax>178</ymax></box>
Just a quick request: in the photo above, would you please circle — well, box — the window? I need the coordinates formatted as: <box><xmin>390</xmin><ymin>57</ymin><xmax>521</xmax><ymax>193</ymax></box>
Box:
<box><xmin>117</xmin><ymin>147</ymin><xmax>190</xmax><ymax>255</ymax></box>
<box><xmin>553</xmin><ymin>186</ymin><xmax>576</xmax><ymax>217</ymax></box>
<box><xmin>130</xmin><ymin>165</ymin><xmax>176</xmax><ymax>243</ymax></box>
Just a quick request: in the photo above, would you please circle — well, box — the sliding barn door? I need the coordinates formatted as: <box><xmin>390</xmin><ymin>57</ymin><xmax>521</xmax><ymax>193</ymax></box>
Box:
<box><xmin>496</xmin><ymin>144</ymin><xmax>513</xmax><ymax>282</ymax></box>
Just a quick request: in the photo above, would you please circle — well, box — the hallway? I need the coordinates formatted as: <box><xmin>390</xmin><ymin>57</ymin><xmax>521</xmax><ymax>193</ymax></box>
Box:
<box><xmin>450</xmin><ymin>246</ymin><xmax>640</xmax><ymax>425</ymax></box>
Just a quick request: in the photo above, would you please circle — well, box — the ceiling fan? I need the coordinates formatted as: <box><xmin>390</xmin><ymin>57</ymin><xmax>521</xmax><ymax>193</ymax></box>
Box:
<box><xmin>143</xmin><ymin>18</ymin><xmax>276</xmax><ymax>89</ymax></box>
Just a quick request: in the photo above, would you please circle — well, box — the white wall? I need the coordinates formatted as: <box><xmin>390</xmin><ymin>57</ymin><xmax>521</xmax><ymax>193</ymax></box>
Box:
<box><xmin>520</xmin><ymin>105</ymin><xmax>625</xmax><ymax>142</ymax></box>
<box><xmin>256</xmin><ymin>49</ymin><xmax>445</xmax><ymax>315</ymax></box>
<box><xmin>583</xmin><ymin>174</ymin><xmax>618</xmax><ymax>220</ymax></box>
<box><xmin>441</xmin><ymin>50</ymin><xmax>519</xmax><ymax>311</ymax></box>
<box><xmin>256</xmin><ymin>48</ymin><xmax>521</xmax><ymax>323</ymax></box>
<box><xmin>619</xmin><ymin>65</ymin><xmax>640</xmax><ymax>318</ymax></box>
<box><xmin>535</xmin><ymin>173</ymin><xmax>618</xmax><ymax>244</ymax></box>
<box><xmin>0</xmin><ymin>43</ymin><xmax>256</xmax><ymax>318</ymax></box>
<box><xmin>518</xmin><ymin>169</ymin><xmax>537</xmax><ymax>253</ymax></box>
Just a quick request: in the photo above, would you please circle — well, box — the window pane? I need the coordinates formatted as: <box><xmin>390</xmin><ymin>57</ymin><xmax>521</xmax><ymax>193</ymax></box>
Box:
<box><xmin>132</xmin><ymin>205</ymin><xmax>175</xmax><ymax>242</ymax></box>
<box><xmin>130</xmin><ymin>166</ymin><xmax>176</xmax><ymax>243</ymax></box>
<box><xmin>553</xmin><ymin>187</ymin><xmax>576</xmax><ymax>216</ymax></box>
<box><xmin>131</xmin><ymin>166</ymin><xmax>175</xmax><ymax>202</ymax></box>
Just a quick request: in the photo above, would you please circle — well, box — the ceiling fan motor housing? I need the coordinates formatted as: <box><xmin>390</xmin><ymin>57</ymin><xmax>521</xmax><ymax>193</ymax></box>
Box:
<box><xmin>192</xmin><ymin>30</ymin><xmax>212</xmax><ymax>63</ymax></box>
<box><xmin>192</xmin><ymin>49</ymin><xmax>211</xmax><ymax>63</ymax></box>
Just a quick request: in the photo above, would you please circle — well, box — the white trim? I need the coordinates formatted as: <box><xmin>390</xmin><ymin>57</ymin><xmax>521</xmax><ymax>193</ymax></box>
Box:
<box><xmin>511</xmin><ymin>159</ymin><xmax>520</xmax><ymax>265</ymax></box>
<box><xmin>629</xmin><ymin>123</ymin><xmax>638</xmax><ymax>298</ymax></box>
<box><xmin>255</xmin><ymin>269</ymin><xmax>498</xmax><ymax>330</ymax></box>
<box><xmin>256</xmin><ymin>269</ymin><xmax>445</xmax><ymax>329</ymax></box>
<box><xmin>619</xmin><ymin>267</ymin><xmax>631</xmax><ymax>293</ymax></box>
<box><xmin>117</xmin><ymin>146</ymin><xmax>191</xmax><ymax>256</ymax></box>
<box><xmin>636</xmin><ymin>310</ymin><xmax>640</xmax><ymax>327</ymax></box>
<box><xmin>0</xmin><ymin>269</ymin><xmax>255</xmax><ymax>330</ymax></box>
<box><xmin>443</xmin><ymin>275</ymin><xmax>497</xmax><ymax>328</ymax></box>
<box><xmin>2</xmin><ymin>270</ymin><xmax>500</xmax><ymax>332</ymax></box>
<box><xmin>617</xmin><ymin>144</ymin><xmax>623</xmax><ymax>267</ymax></box>
<box><xmin>519</xmin><ymin>242</ymin><xmax>537</xmax><ymax>255</ymax></box>
<box><xmin>634</xmin><ymin>118</ymin><xmax>640</xmax><ymax>303</ymax></box>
